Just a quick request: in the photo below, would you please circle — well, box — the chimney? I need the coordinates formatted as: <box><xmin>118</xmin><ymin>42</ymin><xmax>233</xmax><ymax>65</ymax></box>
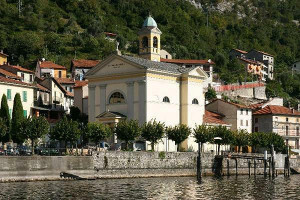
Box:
<box><xmin>292</xmin><ymin>109</ymin><xmax>295</xmax><ymax>114</ymax></box>
<box><xmin>208</xmin><ymin>59</ymin><xmax>211</xmax><ymax>63</ymax></box>
<box><xmin>0</xmin><ymin>50</ymin><xmax>3</xmax><ymax>53</ymax></box>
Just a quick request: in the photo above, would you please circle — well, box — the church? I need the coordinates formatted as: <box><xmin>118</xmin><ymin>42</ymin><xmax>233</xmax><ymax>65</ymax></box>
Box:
<box><xmin>85</xmin><ymin>16</ymin><xmax>208</xmax><ymax>151</ymax></box>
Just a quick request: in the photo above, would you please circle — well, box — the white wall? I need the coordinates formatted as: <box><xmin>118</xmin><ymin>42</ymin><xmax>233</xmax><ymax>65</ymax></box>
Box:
<box><xmin>236</xmin><ymin>108</ymin><xmax>252</xmax><ymax>133</ymax></box>
<box><xmin>41</xmin><ymin>68</ymin><xmax>54</xmax><ymax>77</ymax></box>
<box><xmin>17</xmin><ymin>72</ymin><xmax>34</xmax><ymax>83</ymax></box>
<box><xmin>0</xmin><ymin>82</ymin><xmax>34</xmax><ymax>118</ymax></box>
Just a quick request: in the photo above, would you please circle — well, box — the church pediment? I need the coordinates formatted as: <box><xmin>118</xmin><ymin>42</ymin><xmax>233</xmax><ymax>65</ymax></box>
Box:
<box><xmin>85</xmin><ymin>54</ymin><xmax>146</xmax><ymax>78</ymax></box>
<box><xmin>184</xmin><ymin>67</ymin><xmax>208</xmax><ymax>79</ymax></box>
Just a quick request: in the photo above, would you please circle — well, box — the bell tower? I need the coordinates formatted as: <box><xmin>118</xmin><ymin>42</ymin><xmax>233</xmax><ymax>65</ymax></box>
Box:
<box><xmin>138</xmin><ymin>15</ymin><xmax>162</xmax><ymax>62</ymax></box>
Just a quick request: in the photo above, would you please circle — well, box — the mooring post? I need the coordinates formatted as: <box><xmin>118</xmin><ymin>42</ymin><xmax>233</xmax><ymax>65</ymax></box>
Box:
<box><xmin>287</xmin><ymin>146</ymin><xmax>290</xmax><ymax>177</ymax></box>
<box><xmin>268</xmin><ymin>158</ymin><xmax>271</xmax><ymax>178</ymax></box>
<box><xmin>254</xmin><ymin>159</ymin><xmax>256</xmax><ymax>176</ymax></box>
<box><xmin>271</xmin><ymin>145</ymin><xmax>275</xmax><ymax>178</ymax></box>
<box><xmin>235</xmin><ymin>158</ymin><xmax>238</xmax><ymax>176</ymax></box>
<box><xmin>227</xmin><ymin>158</ymin><xmax>230</xmax><ymax>176</ymax></box>
<box><xmin>264</xmin><ymin>150</ymin><xmax>267</xmax><ymax>177</ymax></box>
<box><xmin>248</xmin><ymin>160</ymin><xmax>251</xmax><ymax>177</ymax></box>
<box><xmin>197</xmin><ymin>142</ymin><xmax>202</xmax><ymax>182</ymax></box>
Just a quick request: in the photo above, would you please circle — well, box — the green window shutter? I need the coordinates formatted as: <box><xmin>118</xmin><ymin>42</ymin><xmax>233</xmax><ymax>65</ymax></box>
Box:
<box><xmin>9</xmin><ymin>109</ymin><xmax>12</xmax><ymax>118</ymax></box>
<box><xmin>7</xmin><ymin>89</ymin><xmax>11</xmax><ymax>100</ymax></box>
<box><xmin>23</xmin><ymin>91</ymin><xmax>27</xmax><ymax>102</ymax></box>
<box><xmin>23</xmin><ymin>110</ymin><xmax>27</xmax><ymax>117</ymax></box>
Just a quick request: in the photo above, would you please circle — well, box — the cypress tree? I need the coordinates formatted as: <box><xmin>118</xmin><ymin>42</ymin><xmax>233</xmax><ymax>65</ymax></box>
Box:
<box><xmin>0</xmin><ymin>94</ymin><xmax>10</xmax><ymax>142</ymax></box>
<box><xmin>11</xmin><ymin>93</ymin><xmax>25</xmax><ymax>144</ymax></box>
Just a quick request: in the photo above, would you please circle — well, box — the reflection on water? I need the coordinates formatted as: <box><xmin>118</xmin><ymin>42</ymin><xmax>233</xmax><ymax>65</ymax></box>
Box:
<box><xmin>0</xmin><ymin>175</ymin><xmax>299</xmax><ymax>199</ymax></box>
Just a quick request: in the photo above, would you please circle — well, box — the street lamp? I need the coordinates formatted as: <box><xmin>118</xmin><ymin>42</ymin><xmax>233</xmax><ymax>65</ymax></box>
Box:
<box><xmin>214</xmin><ymin>137</ymin><xmax>222</xmax><ymax>155</ymax></box>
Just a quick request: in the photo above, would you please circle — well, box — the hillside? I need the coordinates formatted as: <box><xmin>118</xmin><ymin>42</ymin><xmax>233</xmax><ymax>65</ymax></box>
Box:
<box><xmin>0</xmin><ymin>0</ymin><xmax>299</xmax><ymax>105</ymax></box>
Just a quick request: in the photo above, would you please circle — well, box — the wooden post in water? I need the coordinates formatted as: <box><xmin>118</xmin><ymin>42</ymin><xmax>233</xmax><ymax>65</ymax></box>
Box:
<box><xmin>264</xmin><ymin>150</ymin><xmax>267</xmax><ymax>177</ymax></box>
<box><xmin>287</xmin><ymin>146</ymin><xmax>290</xmax><ymax>177</ymax></box>
<box><xmin>248</xmin><ymin>160</ymin><xmax>251</xmax><ymax>177</ymax></box>
<box><xmin>197</xmin><ymin>142</ymin><xmax>202</xmax><ymax>182</ymax></box>
<box><xmin>271</xmin><ymin>145</ymin><xmax>275</xmax><ymax>178</ymax></box>
<box><xmin>235</xmin><ymin>158</ymin><xmax>238</xmax><ymax>176</ymax></box>
<box><xmin>268</xmin><ymin>158</ymin><xmax>271</xmax><ymax>178</ymax></box>
<box><xmin>254</xmin><ymin>159</ymin><xmax>256</xmax><ymax>176</ymax></box>
<box><xmin>227</xmin><ymin>159</ymin><xmax>230</xmax><ymax>176</ymax></box>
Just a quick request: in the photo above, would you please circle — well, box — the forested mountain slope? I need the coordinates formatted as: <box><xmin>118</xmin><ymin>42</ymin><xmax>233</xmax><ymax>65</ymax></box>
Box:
<box><xmin>0</xmin><ymin>0</ymin><xmax>299</xmax><ymax>104</ymax></box>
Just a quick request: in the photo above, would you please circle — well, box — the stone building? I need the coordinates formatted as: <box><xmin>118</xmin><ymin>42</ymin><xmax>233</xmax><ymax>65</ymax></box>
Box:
<box><xmin>86</xmin><ymin>16</ymin><xmax>208</xmax><ymax>151</ymax></box>
<box><xmin>206</xmin><ymin>99</ymin><xmax>252</xmax><ymax>133</ymax></box>
<box><xmin>253</xmin><ymin>105</ymin><xmax>300</xmax><ymax>150</ymax></box>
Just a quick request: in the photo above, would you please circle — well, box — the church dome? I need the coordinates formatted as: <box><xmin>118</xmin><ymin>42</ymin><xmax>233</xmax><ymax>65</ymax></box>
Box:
<box><xmin>143</xmin><ymin>16</ymin><xmax>157</xmax><ymax>27</ymax></box>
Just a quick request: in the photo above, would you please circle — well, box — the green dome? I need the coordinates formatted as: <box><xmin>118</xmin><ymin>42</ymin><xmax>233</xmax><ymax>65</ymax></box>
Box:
<box><xmin>143</xmin><ymin>16</ymin><xmax>157</xmax><ymax>27</ymax></box>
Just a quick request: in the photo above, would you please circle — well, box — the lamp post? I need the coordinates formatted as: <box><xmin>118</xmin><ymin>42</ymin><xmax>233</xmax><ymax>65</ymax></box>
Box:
<box><xmin>214</xmin><ymin>137</ymin><xmax>222</xmax><ymax>155</ymax></box>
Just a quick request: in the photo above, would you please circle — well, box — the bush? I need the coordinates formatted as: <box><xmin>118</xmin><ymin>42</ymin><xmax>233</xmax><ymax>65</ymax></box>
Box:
<box><xmin>166</xmin><ymin>124</ymin><xmax>191</xmax><ymax>152</ymax></box>
<box><xmin>141</xmin><ymin>120</ymin><xmax>165</xmax><ymax>151</ymax></box>
<box><xmin>115</xmin><ymin>120</ymin><xmax>140</xmax><ymax>150</ymax></box>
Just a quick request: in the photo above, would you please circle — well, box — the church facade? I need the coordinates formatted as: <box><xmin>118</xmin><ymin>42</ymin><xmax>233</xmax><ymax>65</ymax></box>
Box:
<box><xmin>86</xmin><ymin>16</ymin><xmax>208</xmax><ymax>151</ymax></box>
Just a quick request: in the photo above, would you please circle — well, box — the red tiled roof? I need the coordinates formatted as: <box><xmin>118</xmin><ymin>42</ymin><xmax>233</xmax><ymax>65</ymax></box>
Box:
<box><xmin>104</xmin><ymin>32</ymin><xmax>117</xmax><ymax>37</ymax></box>
<box><xmin>0</xmin><ymin>65</ymin><xmax>34</xmax><ymax>73</ymax></box>
<box><xmin>66</xmin><ymin>91</ymin><xmax>74</xmax><ymax>97</ymax></box>
<box><xmin>233</xmin><ymin>49</ymin><xmax>248</xmax><ymax>54</ymax></box>
<box><xmin>207</xmin><ymin>98</ymin><xmax>250</xmax><ymax>109</ymax></box>
<box><xmin>253</xmin><ymin>105</ymin><xmax>300</xmax><ymax>116</ymax></box>
<box><xmin>0</xmin><ymin>68</ymin><xmax>21</xmax><ymax>80</ymax></box>
<box><xmin>74</xmin><ymin>80</ymin><xmax>88</xmax><ymax>88</ymax></box>
<box><xmin>204</xmin><ymin>111</ymin><xmax>229</xmax><ymax>125</ymax></box>
<box><xmin>55</xmin><ymin>78</ymin><xmax>75</xmax><ymax>84</ymax></box>
<box><xmin>161</xmin><ymin>58</ymin><xmax>215</xmax><ymax>65</ymax></box>
<box><xmin>72</xmin><ymin>59</ymin><xmax>100</xmax><ymax>68</ymax></box>
<box><xmin>36</xmin><ymin>84</ymin><xmax>50</xmax><ymax>92</ymax></box>
<box><xmin>40</xmin><ymin>61</ymin><xmax>66</xmax><ymax>69</ymax></box>
<box><xmin>0</xmin><ymin>76</ymin><xmax>35</xmax><ymax>87</ymax></box>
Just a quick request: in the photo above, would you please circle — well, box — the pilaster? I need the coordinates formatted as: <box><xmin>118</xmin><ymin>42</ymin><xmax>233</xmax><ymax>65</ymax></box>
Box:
<box><xmin>126</xmin><ymin>81</ymin><xmax>135</xmax><ymax>119</ymax></box>
<box><xmin>88</xmin><ymin>85</ymin><xmax>96</xmax><ymax>122</ymax></box>
<box><xmin>99</xmin><ymin>84</ymin><xmax>107</xmax><ymax>114</ymax></box>
<box><xmin>138</xmin><ymin>80</ymin><xmax>147</xmax><ymax>124</ymax></box>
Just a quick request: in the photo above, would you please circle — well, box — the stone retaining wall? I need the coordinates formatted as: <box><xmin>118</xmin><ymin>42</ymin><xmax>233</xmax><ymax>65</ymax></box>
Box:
<box><xmin>0</xmin><ymin>152</ymin><xmax>299</xmax><ymax>182</ymax></box>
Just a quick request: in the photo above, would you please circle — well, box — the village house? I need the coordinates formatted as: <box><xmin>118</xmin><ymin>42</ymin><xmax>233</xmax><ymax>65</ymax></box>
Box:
<box><xmin>229</xmin><ymin>49</ymin><xmax>274</xmax><ymax>81</ymax></box>
<box><xmin>35</xmin><ymin>60</ymin><xmax>67</xmax><ymax>79</ymax></box>
<box><xmin>73</xmin><ymin>81</ymin><xmax>88</xmax><ymax>115</ymax></box>
<box><xmin>71</xmin><ymin>59</ymin><xmax>100</xmax><ymax>80</ymax></box>
<box><xmin>85</xmin><ymin>15</ymin><xmax>209</xmax><ymax>152</ymax></box>
<box><xmin>0</xmin><ymin>64</ymin><xmax>35</xmax><ymax>83</ymax></box>
<box><xmin>253</xmin><ymin>105</ymin><xmax>300</xmax><ymax>150</ymax></box>
<box><xmin>38</xmin><ymin>77</ymin><xmax>74</xmax><ymax>116</ymax></box>
<box><xmin>206</xmin><ymin>99</ymin><xmax>252</xmax><ymax>133</ymax></box>
<box><xmin>291</xmin><ymin>60</ymin><xmax>300</xmax><ymax>74</ymax></box>
<box><xmin>0</xmin><ymin>76</ymin><xmax>35</xmax><ymax>118</ymax></box>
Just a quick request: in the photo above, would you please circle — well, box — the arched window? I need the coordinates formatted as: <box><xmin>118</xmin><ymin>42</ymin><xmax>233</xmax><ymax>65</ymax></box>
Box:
<box><xmin>142</xmin><ymin>36</ymin><xmax>148</xmax><ymax>48</ymax></box>
<box><xmin>153</xmin><ymin>36</ymin><xmax>158</xmax><ymax>48</ymax></box>
<box><xmin>192</xmin><ymin>98</ymin><xmax>199</xmax><ymax>105</ymax></box>
<box><xmin>109</xmin><ymin>92</ymin><xmax>125</xmax><ymax>104</ymax></box>
<box><xmin>163</xmin><ymin>96</ymin><xmax>170</xmax><ymax>103</ymax></box>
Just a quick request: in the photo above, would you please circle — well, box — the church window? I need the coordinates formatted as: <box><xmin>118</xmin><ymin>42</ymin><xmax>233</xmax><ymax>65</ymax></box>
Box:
<box><xmin>153</xmin><ymin>36</ymin><xmax>158</xmax><ymax>48</ymax></box>
<box><xmin>192</xmin><ymin>98</ymin><xmax>199</xmax><ymax>104</ymax></box>
<box><xmin>109</xmin><ymin>92</ymin><xmax>125</xmax><ymax>104</ymax></box>
<box><xmin>142</xmin><ymin>36</ymin><xmax>148</xmax><ymax>48</ymax></box>
<box><xmin>163</xmin><ymin>96</ymin><xmax>170</xmax><ymax>103</ymax></box>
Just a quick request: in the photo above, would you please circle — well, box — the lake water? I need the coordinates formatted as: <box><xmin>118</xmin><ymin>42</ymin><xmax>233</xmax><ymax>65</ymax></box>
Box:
<box><xmin>0</xmin><ymin>175</ymin><xmax>299</xmax><ymax>199</ymax></box>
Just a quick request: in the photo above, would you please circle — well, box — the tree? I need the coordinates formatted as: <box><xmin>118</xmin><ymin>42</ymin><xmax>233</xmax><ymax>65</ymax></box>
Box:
<box><xmin>0</xmin><ymin>94</ymin><xmax>10</xmax><ymax>142</ymax></box>
<box><xmin>211</xmin><ymin>126</ymin><xmax>233</xmax><ymax>154</ymax></box>
<box><xmin>11</xmin><ymin>93</ymin><xmax>25</xmax><ymax>144</ymax></box>
<box><xmin>141</xmin><ymin>120</ymin><xmax>165</xmax><ymax>151</ymax></box>
<box><xmin>21</xmin><ymin>116</ymin><xmax>50</xmax><ymax>154</ymax></box>
<box><xmin>193</xmin><ymin>125</ymin><xmax>213</xmax><ymax>152</ymax></box>
<box><xmin>250</xmin><ymin>132</ymin><xmax>286</xmax><ymax>153</ymax></box>
<box><xmin>0</xmin><ymin>118</ymin><xmax>7</xmax><ymax>143</ymax></box>
<box><xmin>115</xmin><ymin>120</ymin><xmax>140</xmax><ymax>150</ymax></box>
<box><xmin>166</xmin><ymin>124</ymin><xmax>191</xmax><ymax>152</ymax></box>
<box><xmin>50</xmin><ymin>116</ymin><xmax>80</xmax><ymax>153</ymax></box>
<box><xmin>232</xmin><ymin>129</ymin><xmax>249</xmax><ymax>152</ymax></box>
<box><xmin>205</xmin><ymin>87</ymin><xmax>217</xmax><ymax>101</ymax></box>
<box><xmin>87</xmin><ymin>122</ymin><xmax>112</xmax><ymax>147</ymax></box>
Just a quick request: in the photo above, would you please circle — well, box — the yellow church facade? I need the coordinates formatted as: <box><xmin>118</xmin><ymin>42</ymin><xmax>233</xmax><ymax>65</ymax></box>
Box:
<box><xmin>86</xmin><ymin>16</ymin><xmax>208</xmax><ymax>151</ymax></box>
